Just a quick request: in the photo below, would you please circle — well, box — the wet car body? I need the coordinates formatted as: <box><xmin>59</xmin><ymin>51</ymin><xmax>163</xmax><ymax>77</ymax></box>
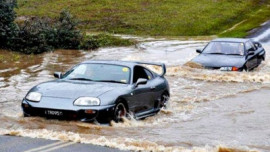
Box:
<box><xmin>22</xmin><ymin>60</ymin><xmax>170</xmax><ymax>122</ymax></box>
<box><xmin>192</xmin><ymin>38</ymin><xmax>266</xmax><ymax>71</ymax></box>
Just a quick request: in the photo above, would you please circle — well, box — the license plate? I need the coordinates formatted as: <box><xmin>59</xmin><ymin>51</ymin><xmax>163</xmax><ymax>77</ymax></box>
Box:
<box><xmin>220</xmin><ymin>67</ymin><xmax>232</xmax><ymax>71</ymax></box>
<box><xmin>45</xmin><ymin>110</ymin><xmax>63</xmax><ymax>116</ymax></box>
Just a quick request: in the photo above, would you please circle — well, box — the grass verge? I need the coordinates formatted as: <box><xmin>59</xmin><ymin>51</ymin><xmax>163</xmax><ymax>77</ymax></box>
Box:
<box><xmin>219</xmin><ymin>2</ymin><xmax>270</xmax><ymax>37</ymax></box>
<box><xmin>16</xmin><ymin>0</ymin><xmax>270</xmax><ymax>37</ymax></box>
<box><xmin>80</xmin><ymin>34</ymin><xmax>136</xmax><ymax>50</ymax></box>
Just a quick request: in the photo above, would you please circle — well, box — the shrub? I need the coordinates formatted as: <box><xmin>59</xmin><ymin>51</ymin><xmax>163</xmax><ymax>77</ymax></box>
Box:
<box><xmin>79</xmin><ymin>35</ymin><xmax>100</xmax><ymax>50</ymax></box>
<box><xmin>0</xmin><ymin>1</ymin><xmax>134</xmax><ymax>54</ymax></box>
<box><xmin>12</xmin><ymin>17</ymin><xmax>54</xmax><ymax>54</ymax></box>
<box><xmin>80</xmin><ymin>34</ymin><xmax>135</xmax><ymax>50</ymax></box>
<box><xmin>0</xmin><ymin>0</ymin><xmax>18</xmax><ymax>49</ymax></box>
<box><xmin>10</xmin><ymin>10</ymin><xmax>82</xmax><ymax>54</ymax></box>
<box><xmin>49</xmin><ymin>10</ymin><xmax>82</xmax><ymax>49</ymax></box>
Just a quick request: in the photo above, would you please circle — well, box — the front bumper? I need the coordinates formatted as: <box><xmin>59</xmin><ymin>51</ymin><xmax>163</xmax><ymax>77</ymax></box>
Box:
<box><xmin>22</xmin><ymin>99</ymin><xmax>115</xmax><ymax>121</ymax></box>
<box><xmin>204</xmin><ymin>66</ymin><xmax>243</xmax><ymax>71</ymax></box>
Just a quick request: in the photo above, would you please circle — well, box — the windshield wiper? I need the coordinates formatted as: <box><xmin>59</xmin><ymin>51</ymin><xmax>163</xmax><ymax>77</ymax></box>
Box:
<box><xmin>226</xmin><ymin>53</ymin><xmax>242</xmax><ymax>56</ymax></box>
<box><xmin>207</xmin><ymin>52</ymin><xmax>225</xmax><ymax>55</ymax></box>
<box><xmin>95</xmin><ymin>80</ymin><xmax>126</xmax><ymax>84</ymax></box>
<box><xmin>69</xmin><ymin>78</ymin><xmax>93</xmax><ymax>81</ymax></box>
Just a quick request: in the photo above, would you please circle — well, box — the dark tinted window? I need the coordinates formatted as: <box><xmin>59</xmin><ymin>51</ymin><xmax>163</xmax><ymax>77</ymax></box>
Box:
<box><xmin>252</xmin><ymin>42</ymin><xmax>257</xmax><ymax>50</ymax></box>
<box><xmin>245</xmin><ymin>42</ymin><xmax>252</xmax><ymax>52</ymax></box>
<box><xmin>203</xmin><ymin>42</ymin><xmax>244</xmax><ymax>55</ymax></box>
<box><xmin>249</xmin><ymin>41</ymin><xmax>256</xmax><ymax>50</ymax></box>
<box><xmin>133</xmin><ymin>66</ymin><xmax>149</xmax><ymax>83</ymax></box>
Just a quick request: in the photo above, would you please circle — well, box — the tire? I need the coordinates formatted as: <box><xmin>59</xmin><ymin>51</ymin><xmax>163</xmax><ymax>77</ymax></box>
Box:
<box><xmin>258</xmin><ymin>57</ymin><xmax>263</xmax><ymax>65</ymax></box>
<box><xmin>160</xmin><ymin>92</ymin><xmax>170</xmax><ymax>109</ymax></box>
<box><xmin>23</xmin><ymin>113</ymin><xmax>30</xmax><ymax>117</ymax></box>
<box><xmin>244</xmin><ymin>65</ymin><xmax>249</xmax><ymax>72</ymax></box>
<box><xmin>113</xmin><ymin>102</ymin><xmax>127</xmax><ymax>123</ymax></box>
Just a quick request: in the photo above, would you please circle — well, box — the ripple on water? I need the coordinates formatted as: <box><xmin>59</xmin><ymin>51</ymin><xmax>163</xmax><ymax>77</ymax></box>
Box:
<box><xmin>0</xmin><ymin>40</ymin><xmax>269</xmax><ymax>152</ymax></box>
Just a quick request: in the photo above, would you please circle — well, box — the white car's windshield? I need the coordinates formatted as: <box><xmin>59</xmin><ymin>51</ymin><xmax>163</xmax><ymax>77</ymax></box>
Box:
<box><xmin>203</xmin><ymin>42</ymin><xmax>245</xmax><ymax>55</ymax></box>
<box><xmin>62</xmin><ymin>64</ymin><xmax>131</xmax><ymax>84</ymax></box>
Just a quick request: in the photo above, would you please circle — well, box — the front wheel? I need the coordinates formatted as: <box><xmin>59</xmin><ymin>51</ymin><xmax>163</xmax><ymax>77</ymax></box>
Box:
<box><xmin>23</xmin><ymin>113</ymin><xmax>30</xmax><ymax>117</ymax></box>
<box><xmin>160</xmin><ymin>93</ymin><xmax>170</xmax><ymax>109</ymax></box>
<box><xmin>113</xmin><ymin>102</ymin><xmax>127</xmax><ymax>122</ymax></box>
<box><xmin>258</xmin><ymin>57</ymin><xmax>263</xmax><ymax>65</ymax></box>
<box><xmin>244</xmin><ymin>65</ymin><xmax>249</xmax><ymax>72</ymax></box>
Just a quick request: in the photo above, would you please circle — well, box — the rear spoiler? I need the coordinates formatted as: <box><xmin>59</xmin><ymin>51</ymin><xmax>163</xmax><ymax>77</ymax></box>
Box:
<box><xmin>134</xmin><ymin>61</ymin><xmax>166</xmax><ymax>76</ymax></box>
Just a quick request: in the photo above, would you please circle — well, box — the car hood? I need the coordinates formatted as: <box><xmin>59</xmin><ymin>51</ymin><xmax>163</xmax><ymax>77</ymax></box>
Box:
<box><xmin>34</xmin><ymin>80</ymin><xmax>127</xmax><ymax>99</ymax></box>
<box><xmin>192</xmin><ymin>54</ymin><xmax>246</xmax><ymax>68</ymax></box>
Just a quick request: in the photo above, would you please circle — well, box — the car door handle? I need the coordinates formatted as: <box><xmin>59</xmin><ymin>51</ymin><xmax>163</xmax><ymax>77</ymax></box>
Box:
<box><xmin>150</xmin><ymin>86</ymin><xmax>156</xmax><ymax>90</ymax></box>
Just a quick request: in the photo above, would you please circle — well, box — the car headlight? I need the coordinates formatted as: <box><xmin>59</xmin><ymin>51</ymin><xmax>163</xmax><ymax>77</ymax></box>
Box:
<box><xmin>74</xmin><ymin>97</ymin><xmax>100</xmax><ymax>106</ymax></box>
<box><xmin>220</xmin><ymin>67</ymin><xmax>239</xmax><ymax>71</ymax></box>
<box><xmin>26</xmin><ymin>92</ymin><xmax>42</xmax><ymax>102</ymax></box>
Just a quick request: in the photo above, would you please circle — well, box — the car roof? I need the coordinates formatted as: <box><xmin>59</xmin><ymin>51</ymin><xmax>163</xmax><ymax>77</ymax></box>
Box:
<box><xmin>212</xmin><ymin>38</ymin><xmax>250</xmax><ymax>43</ymax></box>
<box><xmin>81</xmin><ymin>60</ymin><xmax>143</xmax><ymax>68</ymax></box>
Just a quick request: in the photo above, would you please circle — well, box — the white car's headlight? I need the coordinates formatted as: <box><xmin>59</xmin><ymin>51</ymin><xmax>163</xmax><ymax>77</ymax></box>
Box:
<box><xmin>220</xmin><ymin>67</ymin><xmax>239</xmax><ymax>71</ymax></box>
<box><xmin>74</xmin><ymin>97</ymin><xmax>100</xmax><ymax>106</ymax></box>
<box><xmin>26</xmin><ymin>92</ymin><xmax>42</xmax><ymax>102</ymax></box>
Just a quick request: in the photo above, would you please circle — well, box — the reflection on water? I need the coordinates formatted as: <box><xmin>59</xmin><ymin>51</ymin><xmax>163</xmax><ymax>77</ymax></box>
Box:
<box><xmin>0</xmin><ymin>38</ymin><xmax>270</xmax><ymax>151</ymax></box>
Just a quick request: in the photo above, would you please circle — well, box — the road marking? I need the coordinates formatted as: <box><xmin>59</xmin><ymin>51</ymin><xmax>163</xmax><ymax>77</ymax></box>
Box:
<box><xmin>24</xmin><ymin>141</ymin><xmax>66</xmax><ymax>152</ymax></box>
<box><xmin>41</xmin><ymin>142</ymin><xmax>76</xmax><ymax>152</ymax></box>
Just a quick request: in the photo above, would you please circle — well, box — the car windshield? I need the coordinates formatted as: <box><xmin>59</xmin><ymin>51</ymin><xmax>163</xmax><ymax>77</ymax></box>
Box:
<box><xmin>62</xmin><ymin>64</ymin><xmax>131</xmax><ymax>84</ymax></box>
<box><xmin>202</xmin><ymin>42</ymin><xmax>244</xmax><ymax>55</ymax></box>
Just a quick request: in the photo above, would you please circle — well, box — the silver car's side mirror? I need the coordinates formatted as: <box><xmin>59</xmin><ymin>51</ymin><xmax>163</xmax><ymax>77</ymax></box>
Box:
<box><xmin>247</xmin><ymin>51</ymin><xmax>255</xmax><ymax>56</ymax></box>
<box><xmin>54</xmin><ymin>72</ymin><xmax>62</xmax><ymax>79</ymax></box>
<box><xmin>247</xmin><ymin>47</ymin><xmax>255</xmax><ymax>56</ymax></box>
<box><xmin>196</xmin><ymin>49</ymin><xmax>202</xmax><ymax>53</ymax></box>
<box><xmin>135</xmin><ymin>78</ymin><xmax>148</xmax><ymax>87</ymax></box>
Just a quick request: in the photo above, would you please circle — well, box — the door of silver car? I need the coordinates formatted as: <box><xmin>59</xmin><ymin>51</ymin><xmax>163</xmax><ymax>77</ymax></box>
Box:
<box><xmin>143</xmin><ymin>68</ymin><xmax>158</xmax><ymax>109</ymax></box>
<box><xmin>129</xmin><ymin>66</ymin><xmax>154</xmax><ymax>113</ymax></box>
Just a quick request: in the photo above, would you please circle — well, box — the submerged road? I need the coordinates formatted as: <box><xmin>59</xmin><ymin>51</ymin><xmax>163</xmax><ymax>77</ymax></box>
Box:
<box><xmin>0</xmin><ymin>136</ymin><xmax>124</xmax><ymax>152</ymax></box>
<box><xmin>0</xmin><ymin>21</ymin><xmax>269</xmax><ymax>151</ymax></box>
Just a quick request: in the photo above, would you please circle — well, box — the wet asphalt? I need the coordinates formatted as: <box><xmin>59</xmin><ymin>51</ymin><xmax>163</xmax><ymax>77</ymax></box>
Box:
<box><xmin>0</xmin><ymin>135</ymin><xmax>124</xmax><ymax>152</ymax></box>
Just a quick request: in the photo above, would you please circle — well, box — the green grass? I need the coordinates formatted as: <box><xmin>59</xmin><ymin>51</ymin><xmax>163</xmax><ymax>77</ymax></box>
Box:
<box><xmin>219</xmin><ymin>3</ymin><xmax>270</xmax><ymax>37</ymax></box>
<box><xmin>16</xmin><ymin>0</ymin><xmax>270</xmax><ymax>37</ymax></box>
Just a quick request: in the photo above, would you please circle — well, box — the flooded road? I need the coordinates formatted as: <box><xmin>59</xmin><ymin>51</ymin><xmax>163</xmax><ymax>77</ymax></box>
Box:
<box><xmin>0</xmin><ymin>34</ymin><xmax>270</xmax><ymax>151</ymax></box>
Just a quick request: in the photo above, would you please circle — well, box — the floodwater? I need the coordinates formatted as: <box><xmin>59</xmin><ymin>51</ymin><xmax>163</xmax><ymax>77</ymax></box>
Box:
<box><xmin>0</xmin><ymin>34</ymin><xmax>270</xmax><ymax>152</ymax></box>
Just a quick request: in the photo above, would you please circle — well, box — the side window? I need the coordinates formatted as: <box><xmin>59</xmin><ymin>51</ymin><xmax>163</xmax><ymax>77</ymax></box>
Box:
<box><xmin>133</xmin><ymin>66</ymin><xmax>148</xmax><ymax>83</ymax></box>
<box><xmin>252</xmin><ymin>42</ymin><xmax>257</xmax><ymax>50</ymax></box>
<box><xmin>245</xmin><ymin>42</ymin><xmax>252</xmax><ymax>52</ymax></box>
<box><xmin>249</xmin><ymin>41</ymin><xmax>256</xmax><ymax>50</ymax></box>
<box><xmin>144</xmin><ymin>69</ymin><xmax>154</xmax><ymax>80</ymax></box>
